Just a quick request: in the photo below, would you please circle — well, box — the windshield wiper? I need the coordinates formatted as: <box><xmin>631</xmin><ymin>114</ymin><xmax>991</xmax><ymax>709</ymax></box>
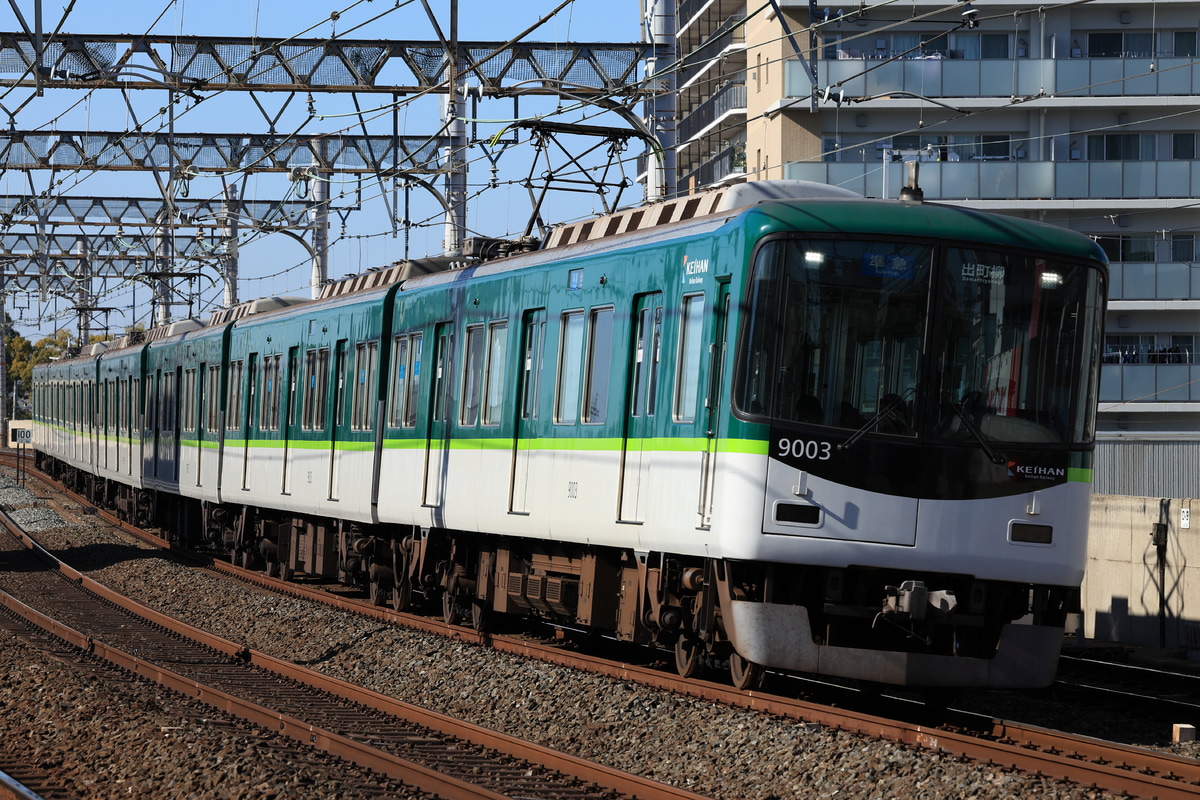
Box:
<box><xmin>838</xmin><ymin>389</ymin><xmax>912</xmax><ymax>452</ymax></box>
<box><xmin>948</xmin><ymin>401</ymin><xmax>1007</xmax><ymax>465</ymax></box>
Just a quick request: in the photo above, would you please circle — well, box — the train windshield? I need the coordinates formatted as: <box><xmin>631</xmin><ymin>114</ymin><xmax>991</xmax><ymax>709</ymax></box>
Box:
<box><xmin>935</xmin><ymin>246</ymin><xmax>1104</xmax><ymax>445</ymax></box>
<box><xmin>738</xmin><ymin>238</ymin><xmax>933</xmax><ymax>432</ymax></box>
<box><xmin>737</xmin><ymin>237</ymin><xmax>1105</xmax><ymax>446</ymax></box>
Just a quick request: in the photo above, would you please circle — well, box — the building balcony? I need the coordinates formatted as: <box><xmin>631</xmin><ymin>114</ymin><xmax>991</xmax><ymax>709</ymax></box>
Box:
<box><xmin>1109</xmin><ymin>262</ymin><xmax>1200</xmax><ymax>302</ymax></box>
<box><xmin>1100</xmin><ymin>363</ymin><xmax>1200</xmax><ymax>405</ymax></box>
<box><xmin>678</xmin><ymin>82</ymin><xmax>746</xmax><ymax>143</ymax></box>
<box><xmin>788</xmin><ymin>56</ymin><xmax>1200</xmax><ymax>100</ymax></box>
<box><xmin>784</xmin><ymin>159</ymin><xmax>1200</xmax><ymax>203</ymax></box>
<box><xmin>680</xmin><ymin>142</ymin><xmax>746</xmax><ymax>190</ymax></box>
<box><xmin>679</xmin><ymin>15</ymin><xmax>745</xmax><ymax>89</ymax></box>
<box><xmin>678</xmin><ymin>0</ymin><xmax>743</xmax><ymax>36</ymax></box>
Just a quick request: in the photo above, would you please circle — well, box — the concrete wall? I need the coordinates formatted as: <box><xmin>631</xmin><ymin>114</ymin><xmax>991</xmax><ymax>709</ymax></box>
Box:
<box><xmin>1083</xmin><ymin>494</ymin><xmax>1200</xmax><ymax>651</ymax></box>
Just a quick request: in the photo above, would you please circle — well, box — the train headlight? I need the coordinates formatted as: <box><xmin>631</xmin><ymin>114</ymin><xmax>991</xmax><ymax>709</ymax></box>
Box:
<box><xmin>1040</xmin><ymin>271</ymin><xmax>1063</xmax><ymax>289</ymax></box>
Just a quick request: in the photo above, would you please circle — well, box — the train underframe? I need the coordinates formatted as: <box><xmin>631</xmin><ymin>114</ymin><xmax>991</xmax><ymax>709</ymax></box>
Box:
<box><xmin>42</xmin><ymin>458</ymin><xmax>1076</xmax><ymax>690</ymax></box>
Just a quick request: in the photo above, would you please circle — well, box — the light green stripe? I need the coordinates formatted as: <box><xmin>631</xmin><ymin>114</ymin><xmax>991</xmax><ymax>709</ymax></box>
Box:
<box><xmin>1067</xmin><ymin>467</ymin><xmax>1093</xmax><ymax>483</ymax></box>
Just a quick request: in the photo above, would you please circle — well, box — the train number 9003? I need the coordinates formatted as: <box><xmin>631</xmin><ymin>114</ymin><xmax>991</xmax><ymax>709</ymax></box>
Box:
<box><xmin>776</xmin><ymin>438</ymin><xmax>832</xmax><ymax>461</ymax></box>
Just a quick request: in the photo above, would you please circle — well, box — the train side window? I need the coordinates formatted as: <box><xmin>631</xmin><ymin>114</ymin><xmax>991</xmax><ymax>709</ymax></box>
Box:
<box><xmin>460</xmin><ymin>324</ymin><xmax>485</xmax><ymax>426</ymax></box>
<box><xmin>582</xmin><ymin>307</ymin><xmax>614</xmax><ymax>424</ymax></box>
<box><xmin>182</xmin><ymin>369</ymin><xmax>197</xmax><ymax>433</ymax></box>
<box><xmin>432</xmin><ymin>329</ymin><xmax>453</xmax><ymax>422</ymax></box>
<box><xmin>132</xmin><ymin>378</ymin><xmax>141</xmax><ymax>431</ymax></box>
<box><xmin>482</xmin><ymin>321</ymin><xmax>508</xmax><ymax>427</ymax></box>
<box><xmin>352</xmin><ymin>340</ymin><xmax>379</xmax><ymax>431</ymax></box>
<box><xmin>555</xmin><ymin>311</ymin><xmax>585</xmax><ymax>424</ymax></box>
<box><xmin>206</xmin><ymin>365</ymin><xmax>220</xmax><ymax>433</ymax></box>
<box><xmin>520</xmin><ymin>312</ymin><xmax>546</xmax><ymax>421</ymax></box>
<box><xmin>674</xmin><ymin>294</ymin><xmax>706</xmax><ymax>423</ymax></box>
<box><xmin>302</xmin><ymin>349</ymin><xmax>318</xmax><ymax>430</ymax></box>
<box><xmin>387</xmin><ymin>335</ymin><xmax>409</xmax><ymax>428</ymax></box>
<box><xmin>227</xmin><ymin>361</ymin><xmax>244</xmax><ymax>431</ymax></box>
<box><xmin>261</xmin><ymin>355</ymin><xmax>281</xmax><ymax>432</ymax></box>
<box><xmin>162</xmin><ymin>371</ymin><xmax>176</xmax><ymax>432</ymax></box>
<box><xmin>404</xmin><ymin>334</ymin><xmax>422</xmax><ymax>428</ymax></box>
<box><xmin>313</xmin><ymin>348</ymin><xmax>329</xmax><ymax>431</ymax></box>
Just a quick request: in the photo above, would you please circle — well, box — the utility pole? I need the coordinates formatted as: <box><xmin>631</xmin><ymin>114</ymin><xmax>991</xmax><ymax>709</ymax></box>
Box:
<box><xmin>644</xmin><ymin>0</ymin><xmax>677</xmax><ymax>200</ymax></box>
<box><xmin>220</xmin><ymin>184</ymin><xmax>239</xmax><ymax>307</ymax></box>
<box><xmin>442</xmin><ymin>0</ymin><xmax>467</xmax><ymax>256</ymax></box>
<box><xmin>309</xmin><ymin>140</ymin><xmax>330</xmax><ymax>299</ymax></box>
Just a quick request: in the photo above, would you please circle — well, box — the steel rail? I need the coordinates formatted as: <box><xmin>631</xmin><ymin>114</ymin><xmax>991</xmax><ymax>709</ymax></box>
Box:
<box><xmin>8</xmin><ymin>453</ymin><xmax>1200</xmax><ymax>799</ymax></box>
<box><xmin>0</xmin><ymin>502</ymin><xmax>712</xmax><ymax>800</ymax></box>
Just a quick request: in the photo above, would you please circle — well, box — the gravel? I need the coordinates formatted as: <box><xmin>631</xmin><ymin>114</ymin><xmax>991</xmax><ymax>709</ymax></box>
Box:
<box><xmin>0</xmin><ymin>470</ymin><xmax>1169</xmax><ymax>799</ymax></box>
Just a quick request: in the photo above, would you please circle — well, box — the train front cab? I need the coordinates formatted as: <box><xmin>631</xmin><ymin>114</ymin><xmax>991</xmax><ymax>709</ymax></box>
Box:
<box><xmin>710</xmin><ymin>204</ymin><xmax>1110</xmax><ymax>688</ymax></box>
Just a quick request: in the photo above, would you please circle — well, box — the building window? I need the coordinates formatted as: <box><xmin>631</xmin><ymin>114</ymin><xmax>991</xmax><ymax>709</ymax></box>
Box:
<box><xmin>1175</xmin><ymin>31</ymin><xmax>1197</xmax><ymax>57</ymax></box>
<box><xmin>1172</xmin><ymin>234</ymin><xmax>1195</xmax><ymax>262</ymax></box>
<box><xmin>1173</xmin><ymin>133</ymin><xmax>1196</xmax><ymax>160</ymax></box>
<box><xmin>1087</xmin><ymin>31</ymin><xmax>1152</xmax><ymax>58</ymax></box>
<box><xmin>1086</xmin><ymin>133</ymin><xmax>1155</xmax><ymax>161</ymax></box>
<box><xmin>1094</xmin><ymin>235</ymin><xmax>1156</xmax><ymax>263</ymax></box>
<box><xmin>1104</xmin><ymin>334</ymin><xmax>1156</xmax><ymax>363</ymax></box>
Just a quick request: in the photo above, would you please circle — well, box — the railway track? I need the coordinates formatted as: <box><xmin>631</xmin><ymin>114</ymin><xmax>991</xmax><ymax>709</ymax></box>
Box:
<box><xmin>6</xmin><ymin>456</ymin><xmax>1200</xmax><ymax>799</ymax></box>
<box><xmin>0</xmin><ymin>509</ymin><xmax>710</xmax><ymax>800</ymax></box>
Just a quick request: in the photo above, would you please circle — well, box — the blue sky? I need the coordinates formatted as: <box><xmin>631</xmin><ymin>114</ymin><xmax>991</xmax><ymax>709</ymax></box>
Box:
<box><xmin>2</xmin><ymin>1</ymin><xmax>643</xmax><ymax>338</ymax></box>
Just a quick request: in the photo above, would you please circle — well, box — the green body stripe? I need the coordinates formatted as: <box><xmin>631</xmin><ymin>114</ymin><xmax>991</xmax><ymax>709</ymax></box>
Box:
<box><xmin>1067</xmin><ymin>467</ymin><xmax>1093</xmax><ymax>483</ymax></box>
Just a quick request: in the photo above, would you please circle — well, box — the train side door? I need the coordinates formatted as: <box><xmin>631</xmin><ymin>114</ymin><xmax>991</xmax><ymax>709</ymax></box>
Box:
<box><xmin>698</xmin><ymin>282</ymin><xmax>730</xmax><ymax>527</ymax></box>
<box><xmin>509</xmin><ymin>310</ymin><xmax>545</xmax><ymax>514</ymax></box>
<box><xmin>423</xmin><ymin>323</ymin><xmax>453</xmax><ymax>508</ymax></box>
<box><xmin>329</xmin><ymin>340</ymin><xmax>347</xmax><ymax>500</ymax></box>
<box><xmin>281</xmin><ymin>347</ymin><xmax>299</xmax><ymax>494</ymax></box>
<box><xmin>618</xmin><ymin>293</ymin><xmax>662</xmax><ymax>523</ymax></box>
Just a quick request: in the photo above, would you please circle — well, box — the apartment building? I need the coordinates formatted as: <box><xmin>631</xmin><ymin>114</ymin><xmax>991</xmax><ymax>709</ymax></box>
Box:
<box><xmin>668</xmin><ymin>0</ymin><xmax>1200</xmax><ymax>495</ymax></box>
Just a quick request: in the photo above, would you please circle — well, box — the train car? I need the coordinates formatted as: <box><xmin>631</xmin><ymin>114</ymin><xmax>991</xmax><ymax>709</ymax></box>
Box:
<box><xmin>93</xmin><ymin>334</ymin><xmax>148</xmax><ymax>516</ymax></box>
<box><xmin>32</xmin><ymin>342</ymin><xmax>106</xmax><ymax>493</ymax></box>
<box><xmin>32</xmin><ymin>180</ymin><xmax>1109</xmax><ymax>690</ymax></box>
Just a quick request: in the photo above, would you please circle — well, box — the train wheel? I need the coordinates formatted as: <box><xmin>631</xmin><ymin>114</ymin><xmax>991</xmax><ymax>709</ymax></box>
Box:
<box><xmin>441</xmin><ymin>591</ymin><xmax>461</xmax><ymax>625</ymax></box>
<box><xmin>391</xmin><ymin>578</ymin><xmax>412</xmax><ymax>612</ymax></box>
<box><xmin>729</xmin><ymin>651</ymin><xmax>763</xmax><ymax>691</ymax></box>
<box><xmin>674</xmin><ymin>635</ymin><xmax>703</xmax><ymax>679</ymax></box>
<box><xmin>470</xmin><ymin>601</ymin><xmax>488</xmax><ymax>633</ymax></box>
<box><xmin>368</xmin><ymin>578</ymin><xmax>389</xmax><ymax>607</ymax></box>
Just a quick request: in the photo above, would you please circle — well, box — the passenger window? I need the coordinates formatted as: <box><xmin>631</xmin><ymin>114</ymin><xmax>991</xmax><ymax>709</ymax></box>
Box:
<box><xmin>206</xmin><ymin>365</ymin><xmax>220</xmax><ymax>432</ymax></box>
<box><xmin>674</xmin><ymin>294</ymin><xmax>705</xmax><ymax>423</ymax></box>
<box><xmin>388</xmin><ymin>336</ymin><xmax>409</xmax><ymax>428</ymax></box>
<box><xmin>582</xmin><ymin>308</ymin><xmax>614</xmax><ymax>424</ymax></box>
<box><xmin>555</xmin><ymin>311</ymin><xmax>585</xmax><ymax>423</ymax></box>
<box><xmin>460</xmin><ymin>325</ymin><xmax>486</xmax><ymax>426</ymax></box>
<box><xmin>226</xmin><ymin>361</ymin><xmax>243</xmax><ymax>431</ymax></box>
<box><xmin>351</xmin><ymin>340</ymin><xmax>379</xmax><ymax>431</ymax></box>
<box><xmin>404</xmin><ymin>334</ymin><xmax>422</xmax><ymax>428</ymax></box>
<box><xmin>520</xmin><ymin>312</ymin><xmax>546</xmax><ymax>421</ymax></box>
<box><xmin>182</xmin><ymin>369</ymin><xmax>197</xmax><ymax>433</ymax></box>
<box><xmin>483</xmin><ymin>322</ymin><xmax>508</xmax><ymax>427</ymax></box>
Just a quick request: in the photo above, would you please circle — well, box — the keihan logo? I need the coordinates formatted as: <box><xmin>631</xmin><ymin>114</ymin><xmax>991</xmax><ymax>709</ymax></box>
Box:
<box><xmin>683</xmin><ymin>255</ymin><xmax>710</xmax><ymax>275</ymax></box>
<box><xmin>1008</xmin><ymin>462</ymin><xmax>1067</xmax><ymax>480</ymax></box>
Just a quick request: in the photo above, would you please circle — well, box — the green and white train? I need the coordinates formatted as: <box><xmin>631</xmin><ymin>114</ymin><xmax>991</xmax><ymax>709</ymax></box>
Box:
<box><xmin>32</xmin><ymin>180</ymin><xmax>1109</xmax><ymax>689</ymax></box>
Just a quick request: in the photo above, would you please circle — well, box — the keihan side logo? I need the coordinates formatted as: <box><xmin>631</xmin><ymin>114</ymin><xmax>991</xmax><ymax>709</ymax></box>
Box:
<box><xmin>1008</xmin><ymin>462</ymin><xmax>1067</xmax><ymax>480</ymax></box>
<box><xmin>683</xmin><ymin>255</ymin><xmax>710</xmax><ymax>285</ymax></box>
